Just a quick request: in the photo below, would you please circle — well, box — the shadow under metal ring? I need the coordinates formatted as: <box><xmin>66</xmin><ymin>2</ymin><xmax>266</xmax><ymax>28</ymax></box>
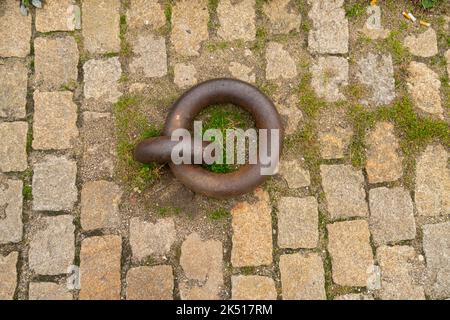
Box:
<box><xmin>134</xmin><ymin>78</ymin><xmax>284</xmax><ymax>199</ymax></box>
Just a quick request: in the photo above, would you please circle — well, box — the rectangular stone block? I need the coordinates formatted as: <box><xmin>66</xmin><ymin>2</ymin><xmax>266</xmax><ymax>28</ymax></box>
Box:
<box><xmin>126</xmin><ymin>265</ymin><xmax>174</xmax><ymax>300</ymax></box>
<box><xmin>0</xmin><ymin>177</ymin><xmax>23</xmax><ymax>244</ymax></box>
<box><xmin>0</xmin><ymin>252</ymin><xmax>18</xmax><ymax>300</ymax></box>
<box><xmin>0</xmin><ymin>0</ymin><xmax>31</xmax><ymax>57</ymax></box>
<box><xmin>29</xmin><ymin>282</ymin><xmax>72</xmax><ymax>300</ymax></box>
<box><xmin>0</xmin><ymin>59</ymin><xmax>28</xmax><ymax>119</ymax></box>
<box><xmin>79</xmin><ymin>235</ymin><xmax>122</xmax><ymax>300</ymax></box>
<box><xmin>35</xmin><ymin>0</ymin><xmax>77</xmax><ymax>32</ymax></box>
<box><xmin>0</xmin><ymin>122</ymin><xmax>28</xmax><ymax>173</ymax></box>
<box><xmin>231</xmin><ymin>275</ymin><xmax>277</xmax><ymax>300</ymax></box>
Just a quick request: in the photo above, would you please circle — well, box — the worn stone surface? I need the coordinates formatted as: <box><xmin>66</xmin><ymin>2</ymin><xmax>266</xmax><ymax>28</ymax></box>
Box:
<box><xmin>29</xmin><ymin>282</ymin><xmax>72</xmax><ymax>300</ymax></box>
<box><xmin>174</xmin><ymin>63</ymin><xmax>197</xmax><ymax>89</ymax></box>
<box><xmin>33</xmin><ymin>91</ymin><xmax>79</xmax><ymax>150</ymax></box>
<box><xmin>404</xmin><ymin>28</ymin><xmax>438</xmax><ymax>58</ymax></box>
<box><xmin>231</xmin><ymin>189</ymin><xmax>273</xmax><ymax>267</ymax></box>
<box><xmin>126</xmin><ymin>265</ymin><xmax>174</xmax><ymax>300</ymax></box>
<box><xmin>81</xmin><ymin>181</ymin><xmax>122</xmax><ymax>231</ymax></box>
<box><xmin>311</xmin><ymin>56</ymin><xmax>348</xmax><ymax>102</ymax></box>
<box><xmin>308</xmin><ymin>0</ymin><xmax>348</xmax><ymax>54</ymax></box>
<box><xmin>179</xmin><ymin>233</ymin><xmax>223</xmax><ymax>300</ymax></box>
<box><xmin>317</xmin><ymin>108</ymin><xmax>353</xmax><ymax>159</ymax></box>
<box><xmin>32</xmin><ymin>156</ymin><xmax>77</xmax><ymax>212</ymax></box>
<box><xmin>218</xmin><ymin>0</ymin><xmax>256</xmax><ymax>41</ymax></box>
<box><xmin>82</xmin><ymin>0</ymin><xmax>120</xmax><ymax>54</ymax></box>
<box><xmin>0</xmin><ymin>60</ymin><xmax>28</xmax><ymax>119</ymax></box>
<box><xmin>369</xmin><ymin>187</ymin><xmax>416</xmax><ymax>245</ymax></box>
<box><xmin>0</xmin><ymin>177</ymin><xmax>23</xmax><ymax>244</ymax></box>
<box><xmin>415</xmin><ymin>144</ymin><xmax>450</xmax><ymax>216</ymax></box>
<box><xmin>360</xmin><ymin>5</ymin><xmax>389</xmax><ymax>39</ymax></box>
<box><xmin>29</xmin><ymin>215</ymin><xmax>75</xmax><ymax>275</ymax></box>
<box><xmin>274</xmin><ymin>94</ymin><xmax>303</xmax><ymax>135</ymax></box>
<box><xmin>335</xmin><ymin>293</ymin><xmax>374</xmax><ymax>300</ymax></box>
<box><xmin>80</xmin><ymin>112</ymin><xmax>116</xmax><ymax>181</ymax></box>
<box><xmin>445</xmin><ymin>49</ymin><xmax>450</xmax><ymax>76</ymax></box>
<box><xmin>0</xmin><ymin>122</ymin><xmax>28</xmax><ymax>173</ymax></box>
<box><xmin>327</xmin><ymin>220</ymin><xmax>374</xmax><ymax>287</ymax></box>
<box><xmin>278</xmin><ymin>160</ymin><xmax>310</xmax><ymax>189</ymax></box>
<box><xmin>423</xmin><ymin>222</ymin><xmax>450</xmax><ymax>299</ymax></box>
<box><xmin>263</xmin><ymin>0</ymin><xmax>301</xmax><ymax>34</ymax></box>
<box><xmin>377</xmin><ymin>246</ymin><xmax>425</xmax><ymax>300</ymax></box>
<box><xmin>126</xmin><ymin>0</ymin><xmax>166</xmax><ymax>30</ymax></box>
<box><xmin>171</xmin><ymin>0</ymin><xmax>209</xmax><ymax>56</ymax></box>
<box><xmin>357</xmin><ymin>53</ymin><xmax>395</xmax><ymax>107</ymax></box>
<box><xmin>279</xmin><ymin>253</ymin><xmax>326</xmax><ymax>300</ymax></box>
<box><xmin>229</xmin><ymin>62</ymin><xmax>256</xmax><ymax>83</ymax></box>
<box><xmin>83</xmin><ymin>58</ymin><xmax>122</xmax><ymax>109</ymax></box>
<box><xmin>130</xmin><ymin>35</ymin><xmax>167</xmax><ymax>78</ymax></box>
<box><xmin>278</xmin><ymin>196</ymin><xmax>318</xmax><ymax>249</ymax></box>
<box><xmin>0</xmin><ymin>252</ymin><xmax>18</xmax><ymax>300</ymax></box>
<box><xmin>320</xmin><ymin>165</ymin><xmax>368</xmax><ymax>219</ymax></box>
<box><xmin>35</xmin><ymin>0</ymin><xmax>77</xmax><ymax>32</ymax></box>
<box><xmin>130</xmin><ymin>218</ymin><xmax>176</xmax><ymax>260</ymax></box>
<box><xmin>0</xmin><ymin>0</ymin><xmax>31</xmax><ymax>57</ymax></box>
<box><xmin>407</xmin><ymin>61</ymin><xmax>442</xmax><ymax>116</ymax></box>
<box><xmin>80</xmin><ymin>235</ymin><xmax>122</xmax><ymax>300</ymax></box>
<box><xmin>232</xmin><ymin>276</ymin><xmax>277</xmax><ymax>300</ymax></box>
<box><xmin>34</xmin><ymin>36</ymin><xmax>79</xmax><ymax>91</ymax></box>
<box><xmin>366</xmin><ymin>122</ymin><xmax>402</xmax><ymax>183</ymax></box>
<box><xmin>266</xmin><ymin>42</ymin><xmax>297</xmax><ymax>80</ymax></box>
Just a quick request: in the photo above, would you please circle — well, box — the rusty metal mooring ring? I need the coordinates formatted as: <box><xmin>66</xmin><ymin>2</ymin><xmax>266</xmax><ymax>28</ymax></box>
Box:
<box><xmin>134</xmin><ymin>78</ymin><xmax>284</xmax><ymax>199</ymax></box>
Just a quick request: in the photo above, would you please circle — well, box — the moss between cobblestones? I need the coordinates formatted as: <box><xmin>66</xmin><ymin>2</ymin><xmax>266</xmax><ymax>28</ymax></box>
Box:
<box><xmin>209</xmin><ymin>208</ymin><xmax>229</xmax><ymax>220</ymax></box>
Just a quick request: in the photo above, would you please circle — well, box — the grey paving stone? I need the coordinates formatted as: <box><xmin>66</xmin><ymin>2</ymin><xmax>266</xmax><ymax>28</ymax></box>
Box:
<box><xmin>29</xmin><ymin>215</ymin><xmax>75</xmax><ymax>275</ymax></box>
<box><xmin>263</xmin><ymin>0</ymin><xmax>301</xmax><ymax>35</ymax></box>
<box><xmin>278</xmin><ymin>159</ymin><xmax>310</xmax><ymax>189</ymax></box>
<box><xmin>0</xmin><ymin>252</ymin><xmax>18</xmax><ymax>300</ymax></box>
<box><xmin>0</xmin><ymin>177</ymin><xmax>23</xmax><ymax>244</ymax></box>
<box><xmin>218</xmin><ymin>0</ymin><xmax>256</xmax><ymax>41</ymax></box>
<box><xmin>0</xmin><ymin>122</ymin><xmax>28</xmax><ymax>173</ymax></box>
<box><xmin>174</xmin><ymin>63</ymin><xmax>198</xmax><ymax>89</ymax></box>
<box><xmin>266</xmin><ymin>42</ymin><xmax>297</xmax><ymax>80</ymax></box>
<box><xmin>0</xmin><ymin>59</ymin><xmax>28</xmax><ymax>119</ymax></box>
<box><xmin>311</xmin><ymin>56</ymin><xmax>348</xmax><ymax>102</ymax></box>
<box><xmin>130</xmin><ymin>35</ymin><xmax>167</xmax><ymax>78</ymax></box>
<box><xmin>32</xmin><ymin>155</ymin><xmax>77</xmax><ymax>212</ymax></box>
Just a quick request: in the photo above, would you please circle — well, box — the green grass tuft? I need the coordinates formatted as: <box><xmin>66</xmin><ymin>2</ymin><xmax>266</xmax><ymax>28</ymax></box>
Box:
<box><xmin>22</xmin><ymin>184</ymin><xmax>32</xmax><ymax>201</ymax></box>
<box><xmin>209</xmin><ymin>208</ymin><xmax>229</xmax><ymax>220</ymax></box>
<box><xmin>345</xmin><ymin>3</ymin><xmax>365</xmax><ymax>18</ymax></box>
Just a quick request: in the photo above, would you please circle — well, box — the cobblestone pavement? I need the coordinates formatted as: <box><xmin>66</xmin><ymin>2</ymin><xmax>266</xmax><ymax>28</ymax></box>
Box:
<box><xmin>0</xmin><ymin>0</ymin><xmax>449</xmax><ymax>300</ymax></box>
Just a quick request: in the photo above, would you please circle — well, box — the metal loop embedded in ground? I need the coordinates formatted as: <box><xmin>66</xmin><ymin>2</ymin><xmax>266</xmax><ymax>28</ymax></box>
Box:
<box><xmin>134</xmin><ymin>78</ymin><xmax>284</xmax><ymax>199</ymax></box>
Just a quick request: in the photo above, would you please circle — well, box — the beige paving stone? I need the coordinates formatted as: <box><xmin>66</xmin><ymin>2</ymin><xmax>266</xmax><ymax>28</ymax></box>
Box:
<box><xmin>126</xmin><ymin>0</ymin><xmax>166</xmax><ymax>30</ymax></box>
<box><xmin>130</xmin><ymin>35</ymin><xmax>167</xmax><ymax>78</ymax></box>
<box><xmin>277</xmin><ymin>196</ymin><xmax>318</xmax><ymax>249</ymax></box>
<box><xmin>279</xmin><ymin>253</ymin><xmax>326</xmax><ymax>300</ymax></box>
<box><xmin>377</xmin><ymin>246</ymin><xmax>425</xmax><ymax>300</ymax></box>
<box><xmin>369</xmin><ymin>187</ymin><xmax>416</xmax><ymax>245</ymax></box>
<box><xmin>278</xmin><ymin>159</ymin><xmax>310</xmax><ymax>189</ymax></box>
<box><xmin>0</xmin><ymin>252</ymin><xmax>18</xmax><ymax>300</ymax></box>
<box><xmin>231</xmin><ymin>276</ymin><xmax>277</xmax><ymax>300</ymax></box>
<box><xmin>263</xmin><ymin>0</ymin><xmax>301</xmax><ymax>34</ymax></box>
<box><xmin>360</xmin><ymin>5</ymin><xmax>389</xmax><ymax>40</ymax></box>
<box><xmin>180</xmin><ymin>233</ymin><xmax>223</xmax><ymax>300</ymax></box>
<box><xmin>231</xmin><ymin>189</ymin><xmax>273</xmax><ymax>267</ymax></box>
<box><xmin>407</xmin><ymin>61</ymin><xmax>442</xmax><ymax>117</ymax></box>
<box><xmin>327</xmin><ymin>220</ymin><xmax>374</xmax><ymax>287</ymax></box>
<box><xmin>274</xmin><ymin>94</ymin><xmax>303</xmax><ymax>135</ymax></box>
<box><xmin>34</xmin><ymin>36</ymin><xmax>79</xmax><ymax>91</ymax></box>
<box><xmin>126</xmin><ymin>265</ymin><xmax>174</xmax><ymax>300</ymax></box>
<box><xmin>404</xmin><ymin>28</ymin><xmax>438</xmax><ymax>58</ymax></box>
<box><xmin>79</xmin><ymin>235</ymin><xmax>122</xmax><ymax>300</ymax></box>
<box><xmin>130</xmin><ymin>218</ymin><xmax>176</xmax><ymax>260</ymax></box>
<box><xmin>317</xmin><ymin>108</ymin><xmax>353</xmax><ymax>159</ymax></box>
<box><xmin>266</xmin><ymin>42</ymin><xmax>297</xmax><ymax>80</ymax></box>
<box><xmin>415</xmin><ymin>144</ymin><xmax>450</xmax><ymax>216</ymax></box>
<box><xmin>423</xmin><ymin>222</ymin><xmax>450</xmax><ymax>299</ymax></box>
<box><xmin>445</xmin><ymin>49</ymin><xmax>450</xmax><ymax>76</ymax></box>
<box><xmin>334</xmin><ymin>293</ymin><xmax>374</xmax><ymax>300</ymax></box>
<box><xmin>0</xmin><ymin>0</ymin><xmax>31</xmax><ymax>57</ymax></box>
<box><xmin>32</xmin><ymin>156</ymin><xmax>77</xmax><ymax>212</ymax></box>
<box><xmin>229</xmin><ymin>62</ymin><xmax>255</xmax><ymax>83</ymax></box>
<box><xmin>171</xmin><ymin>0</ymin><xmax>209</xmax><ymax>56</ymax></box>
<box><xmin>0</xmin><ymin>122</ymin><xmax>28</xmax><ymax>173</ymax></box>
<box><xmin>29</xmin><ymin>282</ymin><xmax>72</xmax><ymax>300</ymax></box>
<box><xmin>80</xmin><ymin>112</ymin><xmax>116</xmax><ymax>181</ymax></box>
<box><xmin>308</xmin><ymin>0</ymin><xmax>348</xmax><ymax>54</ymax></box>
<box><xmin>366</xmin><ymin>122</ymin><xmax>402</xmax><ymax>183</ymax></box>
<box><xmin>83</xmin><ymin>57</ymin><xmax>122</xmax><ymax>109</ymax></box>
<box><xmin>218</xmin><ymin>0</ymin><xmax>256</xmax><ymax>41</ymax></box>
<box><xmin>320</xmin><ymin>165</ymin><xmax>368</xmax><ymax>219</ymax></box>
<box><xmin>82</xmin><ymin>0</ymin><xmax>121</xmax><ymax>54</ymax></box>
<box><xmin>311</xmin><ymin>56</ymin><xmax>348</xmax><ymax>102</ymax></box>
<box><xmin>35</xmin><ymin>0</ymin><xmax>77</xmax><ymax>32</ymax></box>
<box><xmin>174</xmin><ymin>63</ymin><xmax>198</xmax><ymax>89</ymax></box>
<box><xmin>0</xmin><ymin>60</ymin><xmax>28</xmax><ymax>119</ymax></box>
<box><xmin>29</xmin><ymin>215</ymin><xmax>75</xmax><ymax>275</ymax></box>
<box><xmin>81</xmin><ymin>181</ymin><xmax>123</xmax><ymax>231</ymax></box>
<box><xmin>357</xmin><ymin>53</ymin><xmax>395</xmax><ymax>107</ymax></box>
<box><xmin>0</xmin><ymin>177</ymin><xmax>23</xmax><ymax>244</ymax></box>
<box><xmin>32</xmin><ymin>91</ymin><xmax>79</xmax><ymax>150</ymax></box>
